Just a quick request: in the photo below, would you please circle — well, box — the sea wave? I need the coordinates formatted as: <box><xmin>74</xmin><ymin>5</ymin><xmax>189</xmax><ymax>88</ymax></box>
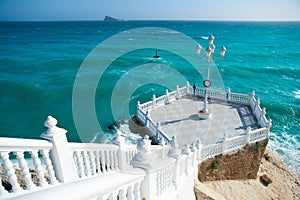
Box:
<box><xmin>294</xmin><ymin>90</ymin><xmax>300</xmax><ymax>99</ymax></box>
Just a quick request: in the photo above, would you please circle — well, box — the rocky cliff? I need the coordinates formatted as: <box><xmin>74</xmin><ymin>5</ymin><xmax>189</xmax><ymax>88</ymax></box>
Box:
<box><xmin>195</xmin><ymin>146</ymin><xmax>300</xmax><ymax>200</ymax></box>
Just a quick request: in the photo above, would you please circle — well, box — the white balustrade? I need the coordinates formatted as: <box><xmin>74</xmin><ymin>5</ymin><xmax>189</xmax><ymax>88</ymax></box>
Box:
<box><xmin>0</xmin><ymin>137</ymin><xmax>58</xmax><ymax>198</ymax></box>
<box><xmin>69</xmin><ymin>143</ymin><xmax>120</xmax><ymax>177</ymax></box>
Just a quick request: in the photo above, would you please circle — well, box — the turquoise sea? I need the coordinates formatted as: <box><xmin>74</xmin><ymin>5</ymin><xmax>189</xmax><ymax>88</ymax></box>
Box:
<box><xmin>0</xmin><ymin>21</ymin><xmax>299</xmax><ymax>174</ymax></box>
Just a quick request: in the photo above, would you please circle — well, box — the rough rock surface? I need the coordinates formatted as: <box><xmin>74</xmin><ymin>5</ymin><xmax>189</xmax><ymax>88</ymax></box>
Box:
<box><xmin>196</xmin><ymin>148</ymin><xmax>300</xmax><ymax>200</ymax></box>
<box><xmin>198</xmin><ymin>139</ymin><xmax>268</xmax><ymax>182</ymax></box>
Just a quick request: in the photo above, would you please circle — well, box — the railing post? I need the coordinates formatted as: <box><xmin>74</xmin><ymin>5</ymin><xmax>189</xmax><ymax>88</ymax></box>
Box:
<box><xmin>131</xmin><ymin>135</ymin><xmax>152</xmax><ymax>171</ymax></box>
<box><xmin>176</xmin><ymin>85</ymin><xmax>180</xmax><ymax>99</ymax></box>
<box><xmin>251</xmin><ymin>90</ymin><xmax>255</xmax><ymax>99</ymax></box>
<box><xmin>186</xmin><ymin>81</ymin><xmax>190</xmax><ymax>95</ymax></box>
<box><xmin>267</xmin><ymin>119</ymin><xmax>272</xmax><ymax>131</ymax></box>
<box><xmin>145</xmin><ymin>111</ymin><xmax>149</xmax><ymax>126</ymax></box>
<box><xmin>260</xmin><ymin>107</ymin><xmax>266</xmax><ymax>125</ymax></box>
<box><xmin>152</xmin><ymin>94</ymin><xmax>156</xmax><ymax>110</ymax></box>
<box><xmin>40</xmin><ymin>116</ymin><xmax>77</xmax><ymax>183</ymax></box>
<box><xmin>165</xmin><ymin>89</ymin><xmax>170</xmax><ymax>104</ymax></box>
<box><xmin>156</xmin><ymin>122</ymin><xmax>160</xmax><ymax>141</ymax></box>
<box><xmin>226</xmin><ymin>87</ymin><xmax>231</xmax><ymax>101</ymax></box>
<box><xmin>221</xmin><ymin>133</ymin><xmax>228</xmax><ymax>153</ymax></box>
<box><xmin>137</xmin><ymin>101</ymin><xmax>140</xmax><ymax>112</ymax></box>
<box><xmin>195</xmin><ymin>139</ymin><xmax>202</xmax><ymax>161</ymax></box>
<box><xmin>112</xmin><ymin>130</ymin><xmax>128</xmax><ymax>170</ymax></box>
<box><xmin>245</xmin><ymin>126</ymin><xmax>252</xmax><ymax>144</ymax></box>
<box><xmin>168</xmin><ymin>136</ymin><xmax>180</xmax><ymax>158</ymax></box>
<box><xmin>255</xmin><ymin>98</ymin><xmax>260</xmax><ymax>111</ymax></box>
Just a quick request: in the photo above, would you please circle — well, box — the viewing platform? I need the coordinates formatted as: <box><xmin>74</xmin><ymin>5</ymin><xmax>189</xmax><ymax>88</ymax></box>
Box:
<box><xmin>149</xmin><ymin>96</ymin><xmax>259</xmax><ymax>148</ymax></box>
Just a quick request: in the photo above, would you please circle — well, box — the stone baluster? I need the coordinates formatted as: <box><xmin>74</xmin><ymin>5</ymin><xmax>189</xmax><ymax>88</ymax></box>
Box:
<box><xmin>0</xmin><ymin>177</ymin><xmax>8</xmax><ymax>196</ymax></box>
<box><xmin>89</xmin><ymin>151</ymin><xmax>96</xmax><ymax>175</ymax></box>
<box><xmin>74</xmin><ymin>151</ymin><xmax>85</xmax><ymax>177</ymax></box>
<box><xmin>114</xmin><ymin>150</ymin><xmax>119</xmax><ymax>170</ymax></box>
<box><xmin>30</xmin><ymin>150</ymin><xmax>48</xmax><ymax>187</ymax></box>
<box><xmin>82</xmin><ymin>151</ymin><xmax>91</xmax><ymax>176</ymax></box>
<box><xmin>0</xmin><ymin>152</ymin><xmax>22</xmax><ymax>192</ymax></box>
<box><xmin>118</xmin><ymin>188</ymin><xmax>129</xmax><ymax>200</ymax></box>
<box><xmin>110</xmin><ymin>151</ymin><xmax>115</xmax><ymax>171</ymax></box>
<box><xmin>127</xmin><ymin>185</ymin><xmax>134</xmax><ymax>200</ymax></box>
<box><xmin>176</xmin><ymin>85</ymin><xmax>180</xmax><ymax>99</ymax></box>
<box><xmin>94</xmin><ymin>151</ymin><xmax>102</xmax><ymax>174</ymax></box>
<box><xmin>40</xmin><ymin>116</ymin><xmax>77</xmax><ymax>183</ymax></box>
<box><xmin>14</xmin><ymin>151</ymin><xmax>35</xmax><ymax>190</ymax></box>
<box><xmin>165</xmin><ymin>89</ymin><xmax>170</xmax><ymax>104</ymax></box>
<box><xmin>152</xmin><ymin>94</ymin><xmax>156</xmax><ymax>110</ymax></box>
<box><xmin>40</xmin><ymin>149</ymin><xmax>58</xmax><ymax>184</ymax></box>
<box><xmin>100</xmin><ymin>150</ymin><xmax>107</xmax><ymax>173</ymax></box>
<box><xmin>105</xmin><ymin>150</ymin><xmax>111</xmax><ymax>172</ymax></box>
<box><xmin>134</xmin><ymin>182</ymin><xmax>142</xmax><ymax>200</ymax></box>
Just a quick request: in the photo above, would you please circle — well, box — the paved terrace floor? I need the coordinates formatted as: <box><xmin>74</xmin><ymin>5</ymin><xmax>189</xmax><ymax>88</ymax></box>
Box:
<box><xmin>149</xmin><ymin>96</ymin><xmax>259</xmax><ymax>148</ymax></box>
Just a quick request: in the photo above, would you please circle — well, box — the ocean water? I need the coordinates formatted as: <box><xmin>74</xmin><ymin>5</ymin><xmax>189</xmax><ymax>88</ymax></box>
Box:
<box><xmin>0</xmin><ymin>21</ymin><xmax>299</xmax><ymax>174</ymax></box>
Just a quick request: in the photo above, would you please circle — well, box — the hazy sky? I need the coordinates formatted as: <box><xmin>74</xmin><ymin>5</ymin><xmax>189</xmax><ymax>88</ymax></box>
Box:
<box><xmin>0</xmin><ymin>0</ymin><xmax>299</xmax><ymax>21</ymax></box>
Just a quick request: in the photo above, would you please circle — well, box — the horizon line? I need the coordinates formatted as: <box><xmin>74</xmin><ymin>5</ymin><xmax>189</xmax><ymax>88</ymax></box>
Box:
<box><xmin>0</xmin><ymin>19</ymin><xmax>300</xmax><ymax>22</ymax></box>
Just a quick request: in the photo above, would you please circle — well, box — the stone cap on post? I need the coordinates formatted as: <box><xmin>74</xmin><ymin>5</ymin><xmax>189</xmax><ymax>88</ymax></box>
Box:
<box><xmin>131</xmin><ymin>135</ymin><xmax>153</xmax><ymax>171</ymax></box>
<box><xmin>112</xmin><ymin>130</ymin><xmax>126</xmax><ymax>148</ymax></box>
<box><xmin>40</xmin><ymin>116</ymin><xmax>67</xmax><ymax>141</ymax></box>
<box><xmin>40</xmin><ymin>115</ymin><xmax>77</xmax><ymax>183</ymax></box>
<box><xmin>168</xmin><ymin>136</ymin><xmax>180</xmax><ymax>158</ymax></box>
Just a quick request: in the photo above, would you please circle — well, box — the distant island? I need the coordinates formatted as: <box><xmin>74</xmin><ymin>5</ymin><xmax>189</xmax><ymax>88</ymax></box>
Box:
<box><xmin>103</xmin><ymin>16</ymin><xmax>124</xmax><ymax>22</ymax></box>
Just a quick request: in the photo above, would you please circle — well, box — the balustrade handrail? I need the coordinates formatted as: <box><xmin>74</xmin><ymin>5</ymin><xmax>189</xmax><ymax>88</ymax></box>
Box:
<box><xmin>15</xmin><ymin>170</ymin><xmax>146</xmax><ymax>200</ymax></box>
<box><xmin>69</xmin><ymin>142</ymin><xmax>119</xmax><ymax>151</ymax></box>
<box><xmin>198</xmin><ymin>127</ymin><xmax>268</xmax><ymax>161</ymax></box>
<box><xmin>0</xmin><ymin>137</ymin><xmax>53</xmax><ymax>151</ymax></box>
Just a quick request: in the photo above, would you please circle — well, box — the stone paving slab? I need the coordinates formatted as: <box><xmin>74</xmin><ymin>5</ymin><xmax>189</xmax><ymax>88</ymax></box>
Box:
<box><xmin>149</xmin><ymin>96</ymin><xmax>259</xmax><ymax>148</ymax></box>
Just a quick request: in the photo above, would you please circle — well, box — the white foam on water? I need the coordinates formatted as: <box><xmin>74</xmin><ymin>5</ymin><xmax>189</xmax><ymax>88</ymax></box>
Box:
<box><xmin>294</xmin><ymin>90</ymin><xmax>300</xmax><ymax>99</ymax></box>
<box><xmin>117</xmin><ymin>123</ymin><xmax>142</xmax><ymax>144</ymax></box>
<box><xmin>268</xmin><ymin>131</ymin><xmax>300</xmax><ymax>175</ymax></box>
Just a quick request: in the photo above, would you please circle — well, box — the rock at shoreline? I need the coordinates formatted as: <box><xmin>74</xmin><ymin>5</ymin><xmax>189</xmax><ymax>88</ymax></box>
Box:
<box><xmin>103</xmin><ymin>16</ymin><xmax>124</xmax><ymax>22</ymax></box>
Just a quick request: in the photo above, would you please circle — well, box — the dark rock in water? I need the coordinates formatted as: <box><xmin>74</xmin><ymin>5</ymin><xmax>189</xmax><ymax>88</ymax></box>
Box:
<box><xmin>107</xmin><ymin>121</ymin><xmax>119</xmax><ymax>130</ymax></box>
<box><xmin>103</xmin><ymin>16</ymin><xmax>124</xmax><ymax>21</ymax></box>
